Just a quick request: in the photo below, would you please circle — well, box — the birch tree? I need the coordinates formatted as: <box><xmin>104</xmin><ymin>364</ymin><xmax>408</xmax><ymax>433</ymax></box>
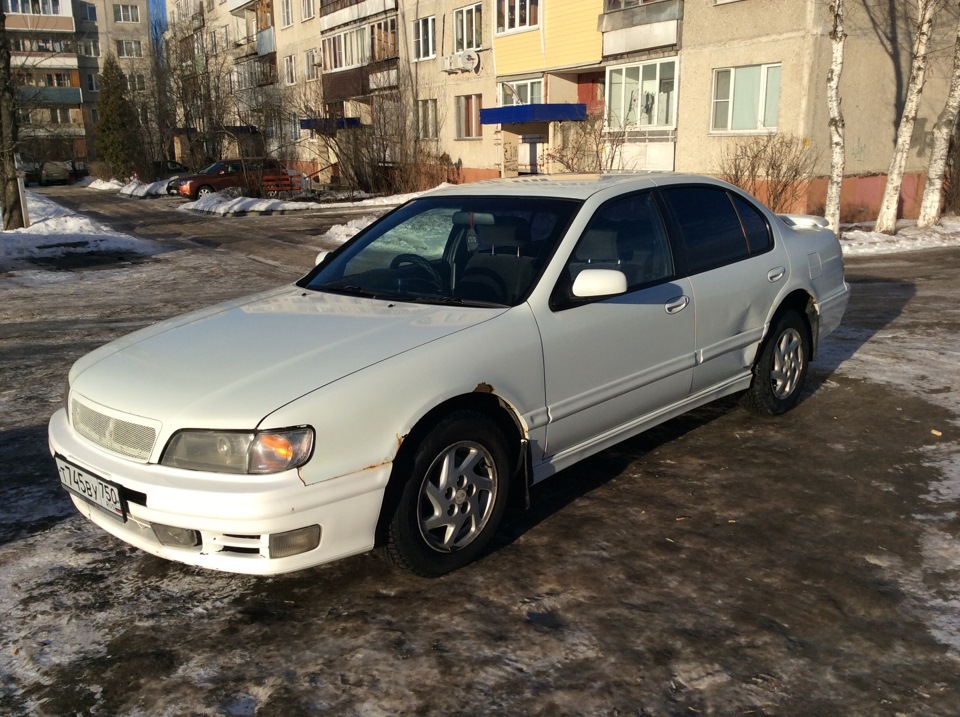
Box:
<box><xmin>1</xmin><ymin>6</ymin><xmax>24</xmax><ymax>230</ymax></box>
<box><xmin>918</xmin><ymin>6</ymin><xmax>960</xmax><ymax>227</ymax></box>
<box><xmin>875</xmin><ymin>0</ymin><xmax>939</xmax><ymax>234</ymax></box>
<box><xmin>825</xmin><ymin>0</ymin><xmax>846</xmax><ymax>234</ymax></box>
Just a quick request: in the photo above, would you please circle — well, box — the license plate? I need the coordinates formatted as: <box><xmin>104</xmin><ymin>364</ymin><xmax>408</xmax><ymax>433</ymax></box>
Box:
<box><xmin>56</xmin><ymin>456</ymin><xmax>126</xmax><ymax>522</ymax></box>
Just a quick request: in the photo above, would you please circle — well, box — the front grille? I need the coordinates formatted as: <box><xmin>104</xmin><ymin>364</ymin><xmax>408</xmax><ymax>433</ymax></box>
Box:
<box><xmin>72</xmin><ymin>399</ymin><xmax>157</xmax><ymax>462</ymax></box>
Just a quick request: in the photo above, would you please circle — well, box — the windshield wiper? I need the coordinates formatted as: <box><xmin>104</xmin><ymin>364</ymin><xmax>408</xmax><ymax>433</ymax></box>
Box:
<box><xmin>312</xmin><ymin>283</ymin><xmax>388</xmax><ymax>299</ymax></box>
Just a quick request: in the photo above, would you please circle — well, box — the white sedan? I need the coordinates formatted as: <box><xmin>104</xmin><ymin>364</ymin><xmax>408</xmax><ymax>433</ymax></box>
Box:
<box><xmin>49</xmin><ymin>174</ymin><xmax>849</xmax><ymax>576</ymax></box>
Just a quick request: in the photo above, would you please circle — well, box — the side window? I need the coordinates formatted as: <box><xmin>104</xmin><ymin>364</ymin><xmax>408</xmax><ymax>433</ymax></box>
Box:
<box><xmin>731</xmin><ymin>194</ymin><xmax>772</xmax><ymax>254</ymax></box>
<box><xmin>660</xmin><ymin>186</ymin><xmax>750</xmax><ymax>274</ymax></box>
<box><xmin>564</xmin><ymin>191</ymin><xmax>674</xmax><ymax>296</ymax></box>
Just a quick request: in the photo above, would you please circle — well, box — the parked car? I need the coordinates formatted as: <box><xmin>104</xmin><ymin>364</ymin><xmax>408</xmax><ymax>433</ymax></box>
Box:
<box><xmin>152</xmin><ymin>159</ymin><xmax>192</xmax><ymax>179</ymax></box>
<box><xmin>49</xmin><ymin>174</ymin><xmax>850</xmax><ymax>577</ymax></box>
<box><xmin>39</xmin><ymin>161</ymin><xmax>71</xmax><ymax>186</ymax></box>
<box><xmin>166</xmin><ymin>158</ymin><xmax>293</xmax><ymax>199</ymax></box>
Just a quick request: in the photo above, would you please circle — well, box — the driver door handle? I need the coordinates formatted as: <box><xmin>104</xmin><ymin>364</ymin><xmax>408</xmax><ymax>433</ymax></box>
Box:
<box><xmin>665</xmin><ymin>296</ymin><xmax>690</xmax><ymax>314</ymax></box>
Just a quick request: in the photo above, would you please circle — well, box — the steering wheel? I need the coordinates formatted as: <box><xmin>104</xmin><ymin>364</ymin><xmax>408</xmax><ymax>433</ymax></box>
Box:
<box><xmin>389</xmin><ymin>253</ymin><xmax>445</xmax><ymax>291</ymax></box>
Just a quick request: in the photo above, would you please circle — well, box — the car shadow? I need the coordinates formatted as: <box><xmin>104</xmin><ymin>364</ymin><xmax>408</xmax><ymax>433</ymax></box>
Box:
<box><xmin>0</xmin><ymin>425</ymin><xmax>77</xmax><ymax>547</ymax></box>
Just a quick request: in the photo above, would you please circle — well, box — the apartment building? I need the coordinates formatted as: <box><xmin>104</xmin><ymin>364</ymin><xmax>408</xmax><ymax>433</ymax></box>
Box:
<box><xmin>161</xmin><ymin>0</ymin><xmax>956</xmax><ymax>218</ymax></box>
<box><xmin>6</xmin><ymin>0</ymin><xmax>153</xmax><ymax>167</ymax></box>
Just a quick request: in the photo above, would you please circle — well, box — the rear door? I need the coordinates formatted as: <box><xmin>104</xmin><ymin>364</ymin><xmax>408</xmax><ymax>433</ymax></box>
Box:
<box><xmin>658</xmin><ymin>185</ymin><xmax>789</xmax><ymax>393</ymax></box>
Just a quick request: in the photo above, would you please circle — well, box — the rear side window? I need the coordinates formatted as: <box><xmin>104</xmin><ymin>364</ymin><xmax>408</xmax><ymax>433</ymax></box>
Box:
<box><xmin>660</xmin><ymin>186</ymin><xmax>771</xmax><ymax>275</ymax></box>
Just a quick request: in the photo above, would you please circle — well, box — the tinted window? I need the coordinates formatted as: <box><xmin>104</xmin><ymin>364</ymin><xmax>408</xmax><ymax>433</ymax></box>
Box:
<box><xmin>660</xmin><ymin>186</ymin><xmax>749</xmax><ymax>274</ymax></box>
<box><xmin>564</xmin><ymin>191</ymin><xmax>674</xmax><ymax>295</ymax></box>
<box><xmin>731</xmin><ymin>194</ymin><xmax>772</xmax><ymax>254</ymax></box>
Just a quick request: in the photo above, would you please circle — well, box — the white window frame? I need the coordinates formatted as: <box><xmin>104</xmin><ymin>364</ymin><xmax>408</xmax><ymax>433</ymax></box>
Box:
<box><xmin>605</xmin><ymin>56</ymin><xmax>678</xmax><ymax>130</ymax></box>
<box><xmin>116</xmin><ymin>39</ymin><xmax>143</xmax><ymax>57</ymax></box>
<box><xmin>454</xmin><ymin>3</ymin><xmax>482</xmax><ymax>52</ymax></box>
<box><xmin>113</xmin><ymin>3</ymin><xmax>139</xmax><ymax>22</ymax></box>
<box><xmin>301</xmin><ymin>0</ymin><xmax>314</xmax><ymax>21</ymax></box>
<box><xmin>83</xmin><ymin>2</ymin><xmax>96</xmax><ymax>21</ymax></box>
<box><xmin>79</xmin><ymin>38</ymin><xmax>100</xmax><ymax>56</ymax></box>
<box><xmin>496</xmin><ymin>0</ymin><xmax>538</xmax><ymax>35</ymax></box>
<box><xmin>87</xmin><ymin>73</ymin><xmax>99</xmax><ymax>92</ymax></box>
<box><xmin>710</xmin><ymin>62</ymin><xmax>781</xmax><ymax>133</ymax></box>
<box><xmin>280</xmin><ymin>0</ymin><xmax>293</xmax><ymax>28</ymax></box>
<box><xmin>321</xmin><ymin>27</ymin><xmax>367</xmax><ymax>71</ymax></box>
<box><xmin>412</xmin><ymin>16</ymin><xmax>436</xmax><ymax>61</ymax></box>
<box><xmin>126</xmin><ymin>73</ymin><xmax>145</xmax><ymax>91</ymax></box>
<box><xmin>499</xmin><ymin>78</ymin><xmax>542</xmax><ymax>106</ymax></box>
<box><xmin>283</xmin><ymin>54</ymin><xmax>296</xmax><ymax>85</ymax></box>
<box><xmin>305</xmin><ymin>48</ymin><xmax>320</xmax><ymax>81</ymax></box>
<box><xmin>418</xmin><ymin>98</ymin><xmax>438</xmax><ymax>140</ymax></box>
<box><xmin>456</xmin><ymin>94</ymin><xmax>482</xmax><ymax>139</ymax></box>
<box><xmin>369</xmin><ymin>17</ymin><xmax>397</xmax><ymax>61</ymax></box>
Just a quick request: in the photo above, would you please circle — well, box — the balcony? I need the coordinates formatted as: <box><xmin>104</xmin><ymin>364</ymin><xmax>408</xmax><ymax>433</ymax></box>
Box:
<box><xmin>598</xmin><ymin>0</ymin><xmax>682</xmax><ymax>55</ymax></box>
<box><xmin>320</xmin><ymin>0</ymin><xmax>396</xmax><ymax>33</ymax></box>
<box><xmin>227</xmin><ymin>0</ymin><xmax>257</xmax><ymax>17</ymax></box>
<box><xmin>257</xmin><ymin>26</ymin><xmax>275</xmax><ymax>56</ymax></box>
<box><xmin>18</xmin><ymin>86</ymin><xmax>83</xmax><ymax>104</ymax></box>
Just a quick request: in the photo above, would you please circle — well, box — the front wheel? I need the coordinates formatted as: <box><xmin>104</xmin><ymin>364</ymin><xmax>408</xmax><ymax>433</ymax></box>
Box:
<box><xmin>385</xmin><ymin>411</ymin><xmax>511</xmax><ymax>577</ymax></box>
<box><xmin>195</xmin><ymin>185</ymin><xmax>214</xmax><ymax>199</ymax></box>
<box><xmin>740</xmin><ymin>310</ymin><xmax>810</xmax><ymax>416</ymax></box>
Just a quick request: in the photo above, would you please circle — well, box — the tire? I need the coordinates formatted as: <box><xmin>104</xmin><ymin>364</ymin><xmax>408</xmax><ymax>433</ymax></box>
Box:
<box><xmin>195</xmin><ymin>185</ymin><xmax>214</xmax><ymax>199</ymax></box>
<box><xmin>384</xmin><ymin>411</ymin><xmax>511</xmax><ymax>577</ymax></box>
<box><xmin>741</xmin><ymin>309</ymin><xmax>810</xmax><ymax>416</ymax></box>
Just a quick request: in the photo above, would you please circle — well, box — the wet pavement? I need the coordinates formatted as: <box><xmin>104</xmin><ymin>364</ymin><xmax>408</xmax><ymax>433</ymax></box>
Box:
<box><xmin>1</xmin><ymin>198</ymin><xmax>958</xmax><ymax>715</ymax></box>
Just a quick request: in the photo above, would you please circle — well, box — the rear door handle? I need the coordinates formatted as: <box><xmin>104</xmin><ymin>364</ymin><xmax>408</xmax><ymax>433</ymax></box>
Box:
<box><xmin>768</xmin><ymin>267</ymin><xmax>786</xmax><ymax>282</ymax></box>
<box><xmin>665</xmin><ymin>296</ymin><xmax>690</xmax><ymax>314</ymax></box>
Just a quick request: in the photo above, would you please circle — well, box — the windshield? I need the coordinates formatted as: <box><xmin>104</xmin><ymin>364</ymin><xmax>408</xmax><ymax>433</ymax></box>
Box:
<box><xmin>197</xmin><ymin>162</ymin><xmax>221</xmax><ymax>175</ymax></box>
<box><xmin>301</xmin><ymin>195</ymin><xmax>582</xmax><ymax>307</ymax></box>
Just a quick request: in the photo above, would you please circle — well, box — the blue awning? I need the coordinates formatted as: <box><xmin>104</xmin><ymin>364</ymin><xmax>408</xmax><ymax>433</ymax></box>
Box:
<box><xmin>300</xmin><ymin>117</ymin><xmax>363</xmax><ymax>132</ymax></box>
<box><xmin>479</xmin><ymin>103</ymin><xmax>587</xmax><ymax>125</ymax></box>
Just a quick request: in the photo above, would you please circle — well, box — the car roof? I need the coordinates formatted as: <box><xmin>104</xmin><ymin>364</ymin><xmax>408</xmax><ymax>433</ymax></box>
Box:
<box><xmin>423</xmin><ymin>173</ymin><xmax>737</xmax><ymax>202</ymax></box>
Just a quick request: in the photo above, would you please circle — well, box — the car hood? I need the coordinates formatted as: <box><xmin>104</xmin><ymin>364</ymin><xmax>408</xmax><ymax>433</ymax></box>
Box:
<box><xmin>70</xmin><ymin>286</ymin><xmax>505</xmax><ymax>429</ymax></box>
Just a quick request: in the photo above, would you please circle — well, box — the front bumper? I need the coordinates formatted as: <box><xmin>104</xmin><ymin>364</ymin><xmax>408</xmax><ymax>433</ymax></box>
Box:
<box><xmin>48</xmin><ymin>408</ymin><xmax>391</xmax><ymax>575</ymax></box>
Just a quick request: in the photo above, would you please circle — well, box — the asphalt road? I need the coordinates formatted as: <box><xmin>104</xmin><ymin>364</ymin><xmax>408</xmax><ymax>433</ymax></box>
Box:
<box><xmin>1</xmin><ymin>189</ymin><xmax>958</xmax><ymax>716</ymax></box>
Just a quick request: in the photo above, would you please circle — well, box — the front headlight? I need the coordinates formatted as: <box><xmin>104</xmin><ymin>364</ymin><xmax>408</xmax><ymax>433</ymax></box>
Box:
<box><xmin>160</xmin><ymin>427</ymin><xmax>314</xmax><ymax>474</ymax></box>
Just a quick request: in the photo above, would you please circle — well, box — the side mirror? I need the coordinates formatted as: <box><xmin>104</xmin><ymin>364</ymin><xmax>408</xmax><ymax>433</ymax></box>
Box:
<box><xmin>572</xmin><ymin>269</ymin><xmax>628</xmax><ymax>298</ymax></box>
<box><xmin>315</xmin><ymin>250</ymin><xmax>329</xmax><ymax>266</ymax></box>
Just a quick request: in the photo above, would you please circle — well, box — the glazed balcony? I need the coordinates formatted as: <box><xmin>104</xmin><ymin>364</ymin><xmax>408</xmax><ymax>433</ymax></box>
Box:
<box><xmin>598</xmin><ymin>0</ymin><xmax>682</xmax><ymax>55</ymax></box>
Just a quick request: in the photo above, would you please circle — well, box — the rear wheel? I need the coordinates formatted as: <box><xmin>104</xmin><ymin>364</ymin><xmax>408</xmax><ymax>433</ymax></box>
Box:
<box><xmin>385</xmin><ymin>411</ymin><xmax>511</xmax><ymax>577</ymax></box>
<box><xmin>741</xmin><ymin>309</ymin><xmax>810</xmax><ymax>415</ymax></box>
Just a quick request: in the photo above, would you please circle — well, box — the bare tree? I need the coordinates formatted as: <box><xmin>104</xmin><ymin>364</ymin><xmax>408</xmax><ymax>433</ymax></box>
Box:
<box><xmin>543</xmin><ymin>114</ymin><xmax>630</xmax><ymax>173</ymax></box>
<box><xmin>918</xmin><ymin>5</ymin><xmax>960</xmax><ymax>226</ymax></box>
<box><xmin>719</xmin><ymin>134</ymin><xmax>820</xmax><ymax>213</ymax></box>
<box><xmin>1</xmin><ymin>6</ymin><xmax>24</xmax><ymax>230</ymax></box>
<box><xmin>825</xmin><ymin>0</ymin><xmax>847</xmax><ymax>233</ymax></box>
<box><xmin>875</xmin><ymin>0</ymin><xmax>941</xmax><ymax>234</ymax></box>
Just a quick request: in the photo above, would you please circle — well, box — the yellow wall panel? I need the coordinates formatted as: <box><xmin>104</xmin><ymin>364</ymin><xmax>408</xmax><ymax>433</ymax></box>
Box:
<box><xmin>493</xmin><ymin>0</ymin><xmax>602</xmax><ymax>76</ymax></box>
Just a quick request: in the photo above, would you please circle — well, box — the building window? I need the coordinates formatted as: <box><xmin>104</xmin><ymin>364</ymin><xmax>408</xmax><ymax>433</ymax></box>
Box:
<box><xmin>126</xmin><ymin>73</ymin><xmax>145</xmax><ymax>91</ymax></box>
<box><xmin>79</xmin><ymin>38</ymin><xmax>100</xmax><ymax>56</ymax></box>
<box><xmin>87</xmin><ymin>73</ymin><xmax>99</xmax><ymax>91</ymax></box>
<box><xmin>283</xmin><ymin>54</ymin><xmax>296</xmax><ymax>85</ymax></box>
<box><xmin>44</xmin><ymin>72</ymin><xmax>70</xmax><ymax>87</ymax></box>
<box><xmin>456</xmin><ymin>94</ymin><xmax>482</xmax><ymax>139</ymax></box>
<box><xmin>305</xmin><ymin>48</ymin><xmax>320</xmax><ymax>80</ymax></box>
<box><xmin>91</xmin><ymin>108</ymin><xmax>99</xmax><ymax>123</ymax></box>
<box><xmin>454</xmin><ymin>4</ymin><xmax>482</xmax><ymax>51</ymax></box>
<box><xmin>369</xmin><ymin>18</ymin><xmax>397</xmax><ymax>61</ymax></box>
<box><xmin>301</xmin><ymin>0</ymin><xmax>314</xmax><ymax>20</ymax></box>
<box><xmin>322</xmin><ymin>27</ymin><xmax>366</xmax><ymax>71</ymax></box>
<box><xmin>412</xmin><ymin>17</ymin><xmax>436</xmax><ymax>61</ymax></box>
<box><xmin>500</xmin><ymin>78</ymin><xmax>542</xmax><ymax>106</ymax></box>
<box><xmin>116</xmin><ymin>39</ymin><xmax>143</xmax><ymax>57</ymax></box>
<box><xmin>280</xmin><ymin>0</ymin><xmax>293</xmax><ymax>27</ymax></box>
<box><xmin>496</xmin><ymin>0</ymin><xmax>538</xmax><ymax>34</ymax></box>
<box><xmin>418</xmin><ymin>99</ymin><xmax>437</xmax><ymax>139</ymax></box>
<box><xmin>711</xmin><ymin>63</ymin><xmax>781</xmax><ymax>132</ymax></box>
<box><xmin>606</xmin><ymin>57</ymin><xmax>677</xmax><ymax>129</ymax></box>
<box><xmin>49</xmin><ymin>107</ymin><xmax>71</xmax><ymax>124</ymax></box>
<box><xmin>82</xmin><ymin>2</ymin><xmax>97</xmax><ymax>21</ymax></box>
<box><xmin>4</xmin><ymin>0</ymin><xmax>62</xmax><ymax>14</ymax></box>
<box><xmin>113</xmin><ymin>4</ymin><xmax>139</xmax><ymax>22</ymax></box>
<box><xmin>604</xmin><ymin>0</ymin><xmax>665</xmax><ymax>9</ymax></box>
